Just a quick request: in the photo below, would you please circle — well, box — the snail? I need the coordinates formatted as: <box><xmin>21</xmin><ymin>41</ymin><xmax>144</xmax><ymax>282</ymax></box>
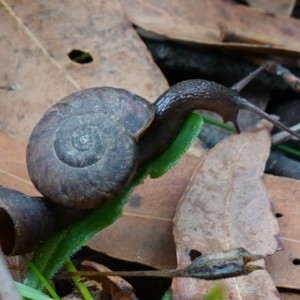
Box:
<box><xmin>1</xmin><ymin>64</ymin><xmax>300</xmax><ymax>255</ymax></box>
<box><xmin>26</xmin><ymin>64</ymin><xmax>300</xmax><ymax>210</ymax></box>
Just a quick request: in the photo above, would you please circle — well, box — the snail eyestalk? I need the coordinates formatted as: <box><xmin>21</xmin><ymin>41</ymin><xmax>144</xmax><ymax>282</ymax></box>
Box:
<box><xmin>231</xmin><ymin>64</ymin><xmax>267</xmax><ymax>92</ymax></box>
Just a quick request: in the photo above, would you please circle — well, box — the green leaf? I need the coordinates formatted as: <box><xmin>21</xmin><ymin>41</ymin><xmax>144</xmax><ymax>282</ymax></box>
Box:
<box><xmin>15</xmin><ymin>282</ymin><xmax>53</xmax><ymax>300</ymax></box>
<box><xmin>24</xmin><ymin>113</ymin><xmax>202</xmax><ymax>290</ymax></box>
<box><xmin>65</xmin><ymin>260</ymin><xmax>93</xmax><ymax>300</ymax></box>
<box><xmin>148</xmin><ymin>113</ymin><xmax>203</xmax><ymax>178</ymax></box>
<box><xmin>161</xmin><ymin>288</ymin><xmax>172</xmax><ymax>300</ymax></box>
<box><xmin>22</xmin><ymin>254</ymin><xmax>60</xmax><ymax>300</ymax></box>
<box><xmin>203</xmin><ymin>285</ymin><xmax>226</xmax><ymax>300</ymax></box>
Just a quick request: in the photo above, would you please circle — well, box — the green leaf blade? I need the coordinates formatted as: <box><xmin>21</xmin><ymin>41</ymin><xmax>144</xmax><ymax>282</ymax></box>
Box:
<box><xmin>148</xmin><ymin>113</ymin><xmax>203</xmax><ymax>178</ymax></box>
<box><xmin>15</xmin><ymin>282</ymin><xmax>53</xmax><ymax>300</ymax></box>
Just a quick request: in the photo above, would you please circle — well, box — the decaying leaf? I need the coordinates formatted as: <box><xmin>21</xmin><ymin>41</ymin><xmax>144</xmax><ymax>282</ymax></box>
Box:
<box><xmin>0</xmin><ymin>0</ymin><xmax>168</xmax><ymax>141</ymax></box>
<box><xmin>172</xmin><ymin>128</ymin><xmax>281</xmax><ymax>299</ymax></box>
<box><xmin>264</xmin><ymin>174</ymin><xmax>300</xmax><ymax>290</ymax></box>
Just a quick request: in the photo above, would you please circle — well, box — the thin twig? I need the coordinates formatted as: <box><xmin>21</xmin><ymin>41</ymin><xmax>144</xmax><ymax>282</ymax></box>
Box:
<box><xmin>272</xmin><ymin>123</ymin><xmax>300</xmax><ymax>145</ymax></box>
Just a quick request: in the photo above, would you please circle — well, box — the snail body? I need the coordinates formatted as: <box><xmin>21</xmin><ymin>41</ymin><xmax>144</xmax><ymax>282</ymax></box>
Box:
<box><xmin>26</xmin><ymin>65</ymin><xmax>300</xmax><ymax>210</ymax></box>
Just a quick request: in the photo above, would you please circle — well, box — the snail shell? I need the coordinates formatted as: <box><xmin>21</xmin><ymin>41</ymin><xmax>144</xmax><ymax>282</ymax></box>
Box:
<box><xmin>27</xmin><ymin>88</ymin><xmax>155</xmax><ymax>209</ymax></box>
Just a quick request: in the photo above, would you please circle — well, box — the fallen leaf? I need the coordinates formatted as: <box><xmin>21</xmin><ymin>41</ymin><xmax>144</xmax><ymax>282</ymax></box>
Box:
<box><xmin>0</xmin><ymin>0</ymin><xmax>168</xmax><ymax>141</ymax></box>
<box><xmin>246</xmin><ymin>0</ymin><xmax>296</xmax><ymax>16</ymax></box>
<box><xmin>88</xmin><ymin>152</ymin><xmax>202</xmax><ymax>269</ymax></box>
<box><xmin>280</xmin><ymin>292</ymin><xmax>300</xmax><ymax>300</ymax></box>
<box><xmin>5</xmin><ymin>255</ymin><xmax>28</xmax><ymax>282</ymax></box>
<box><xmin>0</xmin><ymin>132</ymin><xmax>38</xmax><ymax>196</ymax></box>
<box><xmin>172</xmin><ymin>128</ymin><xmax>280</xmax><ymax>299</ymax></box>
<box><xmin>81</xmin><ymin>260</ymin><xmax>138</xmax><ymax>300</ymax></box>
<box><xmin>264</xmin><ymin>174</ymin><xmax>300</xmax><ymax>289</ymax></box>
<box><xmin>124</xmin><ymin>0</ymin><xmax>300</xmax><ymax>57</ymax></box>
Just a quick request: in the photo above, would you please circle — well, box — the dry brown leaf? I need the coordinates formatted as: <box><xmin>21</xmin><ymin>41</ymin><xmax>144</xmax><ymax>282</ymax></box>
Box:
<box><xmin>124</xmin><ymin>0</ymin><xmax>300</xmax><ymax>57</ymax></box>
<box><xmin>172</xmin><ymin>128</ymin><xmax>280</xmax><ymax>300</ymax></box>
<box><xmin>88</xmin><ymin>152</ymin><xmax>203</xmax><ymax>269</ymax></box>
<box><xmin>246</xmin><ymin>0</ymin><xmax>296</xmax><ymax>16</ymax></box>
<box><xmin>0</xmin><ymin>132</ymin><xmax>38</xmax><ymax>196</ymax></box>
<box><xmin>280</xmin><ymin>292</ymin><xmax>300</xmax><ymax>300</ymax></box>
<box><xmin>0</xmin><ymin>0</ymin><xmax>168</xmax><ymax>141</ymax></box>
<box><xmin>264</xmin><ymin>174</ymin><xmax>300</xmax><ymax>289</ymax></box>
<box><xmin>81</xmin><ymin>260</ymin><xmax>137</xmax><ymax>300</ymax></box>
<box><xmin>5</xmin><ymin>255</ymin><xmax>27</xmax><ymax>282</ymax></box>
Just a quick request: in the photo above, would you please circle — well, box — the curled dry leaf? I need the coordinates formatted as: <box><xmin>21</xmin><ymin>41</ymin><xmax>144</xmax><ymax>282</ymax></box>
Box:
<box><xmin>0</xmin><ymin>0</ymin><xmax>168</xmax><ymax>140</ymax></box>
<box><xmin>172</xmin><ymin>128</ymin><xmax>281</xmax><ymax>300</ymax></box>
<box><xmin>0</xmin><ymin>132</ymin><xmax>37</xmax><ymax>279</ymax></box>
<box><xmin>0</xmin><ymin>133</ymin><xmax>44</xmax><ymax>255</ymax></box>
<box><xmin>0</xmin><ymin>188</ymin><xmax>54</xmax><ymax>255</ymax></box>
<box><xmin>263</xmin><ymin>175</ymin><xmax>300</xmax><ymax>290</ymax></box>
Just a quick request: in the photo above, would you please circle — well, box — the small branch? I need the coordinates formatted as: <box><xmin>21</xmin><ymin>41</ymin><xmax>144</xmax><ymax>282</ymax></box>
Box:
<box><xmin>272</xmin><ymin>123</ymin><xmax>300</xmax><ymax>145</ymax></box>
<box><xmin>266</xmin><ymin>62</ymin><xmax>300</xmax><ymax>93</ymax></box>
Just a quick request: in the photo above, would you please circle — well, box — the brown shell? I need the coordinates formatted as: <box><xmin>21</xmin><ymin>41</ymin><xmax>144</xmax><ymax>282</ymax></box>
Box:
<box><xmin>26</xmin><ymin>87</ymin><xmax>155</xmax><ymax>209</ymax></box>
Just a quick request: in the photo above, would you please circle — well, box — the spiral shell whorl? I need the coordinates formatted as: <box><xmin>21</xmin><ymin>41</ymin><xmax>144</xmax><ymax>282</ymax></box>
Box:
<box><xmin>27</xmin><ymin>87</ymin><xmax>155</xmax><ymax>209</ymax></box>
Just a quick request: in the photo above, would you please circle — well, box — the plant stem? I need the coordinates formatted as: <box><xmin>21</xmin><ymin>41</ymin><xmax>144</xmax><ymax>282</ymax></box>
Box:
<box><xmin>65</xmin><ymin>260</ymin><xmax>93</xmax><ymax>300</ymax></box>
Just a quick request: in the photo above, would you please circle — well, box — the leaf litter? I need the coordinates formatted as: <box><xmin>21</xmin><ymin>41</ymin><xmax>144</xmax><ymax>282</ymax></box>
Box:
<box><xmin>172</xmin><ymin>126</ymin><xmax>281</xmax><ymax>299</ymax></box>
<box><xmin>0</xmin><ymin>0</ymin><xmax>168</xmax><ymax>141</ymax></box>
<box><xmin>1</xmin><ymin>0</ymin><xmax>300</xmax><ymax>298</ymax></box>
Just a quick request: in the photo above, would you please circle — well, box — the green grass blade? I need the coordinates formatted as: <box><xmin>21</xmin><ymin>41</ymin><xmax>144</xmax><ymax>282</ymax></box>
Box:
<box><xmin>15</xmin><ymin>282</ymin><xmax>53</xmax><ymax>300</ymax></box>
<box><xmin>65</xmin><ymin>260</ymin><xmax>93</xmax><ymax>300</ymax></box>
<box><xmin>22</xmin><ymin>255</ymin><xmax>60</xmax><ymax>300</ymax></box>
